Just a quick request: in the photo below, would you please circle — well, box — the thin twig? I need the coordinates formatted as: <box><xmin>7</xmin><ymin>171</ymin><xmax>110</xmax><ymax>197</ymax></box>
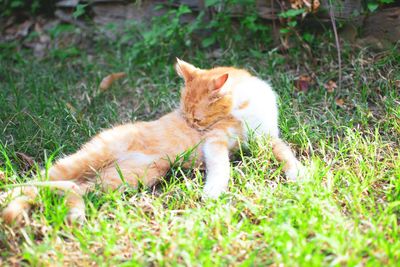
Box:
<box><xmin>329</xmin><ymin>3</ymin><xmax>342</xmax><ymax>90</ymax></box>
<box><xmin>272</xmin><ymin>0</ymin><xmax>277</xmax><ymax>45</ymax></box>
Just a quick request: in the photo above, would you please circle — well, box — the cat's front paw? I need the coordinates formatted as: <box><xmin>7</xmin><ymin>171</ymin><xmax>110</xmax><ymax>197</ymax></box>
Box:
<box><xmin>203</xmin><ymin>184</ymin><xmax>227</xmax><ymax>199</ymax></box>
<box><xmin>285</xmin><ymin>162</ymin><xmax>308</xmax><ymax>181</ymax></box>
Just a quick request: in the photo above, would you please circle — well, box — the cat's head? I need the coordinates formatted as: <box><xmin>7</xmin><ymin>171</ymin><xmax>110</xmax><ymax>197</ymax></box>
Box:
<box><xmin>176</xmin><ymin>58</ymin><xmax>233</xmax><ymax>130</ymax></box>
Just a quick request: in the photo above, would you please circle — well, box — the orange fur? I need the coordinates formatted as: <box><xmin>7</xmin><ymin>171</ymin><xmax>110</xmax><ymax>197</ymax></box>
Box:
<box><xmin>177</xmin><ymin>59</ymin><xmax>305</xmax><ymax>197</ymax></box>
<box><xmin>2</xmin><ymin>112</ymin><xmax>204</xmax><ymax>224</ymax></box>
<box><xmin>177</xmin><ymin>60</ymin><xmax>251</xmax><ymax>132</ymax></box>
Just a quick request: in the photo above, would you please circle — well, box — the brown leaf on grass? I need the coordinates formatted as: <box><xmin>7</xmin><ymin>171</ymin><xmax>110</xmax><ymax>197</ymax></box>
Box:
<box><xmin>31</xmin><ymin>23</ymin><xmax>51</xmax><ymax>58</ymax></box>
<box><xmin>295</xmin><ymin>75</ymin><xmax>312</xmax><ymax>92</ymax></box>
<box><xmin>99</xmin><ymin>72</ymin><xmax>126</xmax><ymax>91</ymax></box>
<box><xmin>395</xmin><ymin>80</ymin><xmax>400</xmax><ymax>88</ymax></box>
<box><xmin>290</xmin><ymin>0</ymin><xmax>303</xmax><ymax>9</ymax></box>
<box><xmin>0</xmin><ymin>170</ymin><xmax>5</xmax><ymax>181</ymax></box>
<box><xmin>8</xmin><ymin>20</ymin><xmax>33</xmax><ymax>38</ymax></box>
<box><xmin>290</xmin><ymin>0</ymin><xmax>320</xmax><ymax>12</ymax></box>
<box><xmin>304</xmin><ymin>0</ymin><xmax>320</xmax><ymax>12</ymax></box>
<box><xmin>34</xmin><ymin>23</ymin><xmax>50</xmax><ymax>43</ymax></box>
<box><xmin>16</xmin><ymin>152</ymin><xmax>35</xmax><ymax>171</ymax></box>
<box><xmin>335</xmin><ymin>98</ymin><xmax>345</xmax><ymax>107</ymax></box>
<box><xmin>324</xmin><ymin>80</ymin><xmax>337</xmax><ymax>93</ymax></box>
<box><xmin>66</xmin><ymin>102</ymin><xmax>77</xmax><ymax>113</ymax></box>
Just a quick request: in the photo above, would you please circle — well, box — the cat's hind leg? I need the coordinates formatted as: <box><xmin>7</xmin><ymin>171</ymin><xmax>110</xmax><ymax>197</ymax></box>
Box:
<box><xmin>254</xmin><ymin>119</ymin><xmax>306</xmax><ymax>181</ymax></box>
<box><xmin>98</xmin><ymin>160</ymin><xmax>169</xmax><ymax>191</ymax></box>
<box><xmin>1</xmin><ymin>186</ymin><xmax>38</xmax><ymax>225</ymax></box>
<box><xmin>65</xmin><ymin>182</ymin><xmax>92</xmax><ymax>224</ymax></box>
<box><xmin>270</xmin><ymin>137</ymin><xmax>306</xmax><ymax>181</ymax></box>
<box><xmin>1</xmin><ymin>180</ymin><xmax>87</xmax><ymax>225</ymax></box>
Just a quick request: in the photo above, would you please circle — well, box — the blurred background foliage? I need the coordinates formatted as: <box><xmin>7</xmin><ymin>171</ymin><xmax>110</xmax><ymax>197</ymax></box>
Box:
<box><xmin>1</xmin><ymin>0</ymin><xmax>399</xmax><ymax>66</ymax></box>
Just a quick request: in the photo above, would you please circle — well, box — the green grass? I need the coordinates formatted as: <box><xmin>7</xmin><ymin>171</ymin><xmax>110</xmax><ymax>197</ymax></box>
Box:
<box><xmin>0</xmin><ymin>37</ymin><xmax>399</xmax><ymax>266</ymax></box>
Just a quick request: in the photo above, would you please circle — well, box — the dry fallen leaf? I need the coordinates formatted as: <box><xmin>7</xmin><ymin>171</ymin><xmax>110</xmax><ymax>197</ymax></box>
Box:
<box><xmin>16</xmin><ymin>20</ymin><xmax>33</xmax><ymax>38</ymax></box>
<box><xmin>335</xmin><ymin>98</ymin><xmax>345</xmax><ymax>107</ymax></box>
<box><xmin>290</xmin><ymin>0</ymin><xmax>303</xmax><ymax>9</ymax></box>
<box><xmin>16</xmin><ymin>152</ymin><xmax>35</xmax><ymax>171</ymax></box>
<box><xmin>66</xmin><ymin>102</ymin><xmax>77</xmax><ymax>113</ymax></box>
<box><xmin>395</xmin><ymin>80</ymin><xmax>400</xmax><ymax>88</ymax></box>
<box><xmin>295</xmin><ymin>75</ymin><xmax>312</xmax><ymax>92</ymax></box>
<box><xmin>99</xmin><ymin>72</ymin><xmax>126</xmax><ymax>91</ymax></box>
<box><xmin>0</xmin><ymin>170</ymin><xmax>5</xmax><ymax>181</ymax></box>
<box><xmin>290</xmin><ymin>0</ymin><xmax>320</xmax><ymax>12</ymax></box>
<box><xmin>324</xmin><ymin>80</ymin><xmax>337</xmax><ymax>93</ymax></box>
<box><xmin>304</xmin><ymin>0</ymin><xmax>320</xmax><ymax>12</ymax></box>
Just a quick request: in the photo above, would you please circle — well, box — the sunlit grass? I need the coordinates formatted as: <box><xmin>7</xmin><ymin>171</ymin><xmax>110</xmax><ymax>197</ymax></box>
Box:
<box><xmin>0</xmin><ymin>44</ymin><xmax>399</xmax><ymax>266</ymax></box>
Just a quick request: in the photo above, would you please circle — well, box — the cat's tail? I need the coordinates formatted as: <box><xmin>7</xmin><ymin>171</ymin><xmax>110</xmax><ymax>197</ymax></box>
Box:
<box><xmin>270</xmin><ymin>137</ymin><xmax>307</xmax><ymax>181</ymax></box>
<box><xmin>1</xmin><ymin>180</ymin><xmax>86</xmax><ymax>225</ymax></box>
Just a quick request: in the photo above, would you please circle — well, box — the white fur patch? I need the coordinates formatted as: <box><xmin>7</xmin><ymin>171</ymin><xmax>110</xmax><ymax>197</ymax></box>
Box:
<box><xmin>231</xmin><ymin>77</ymin><xmax>279</xmax><ymax>139</ymax></box>
<box><xmin>285</xmin><ymin>160</ymin><xmax>308</xmax><ymax>181</ymax></box>
<box><xmin>227</xmin><ymin>127</ymin><xmax>240</xmax><ymax>148</ymax></box>
<box><xmin>117</xmin><ymin>152</ymin><xmax>158</xmax><ymax>165</ymax></box>
<box><xmin>202</xmin><ymin>140</ymin><xmax>230</xmax><ymax>198</ymax></box>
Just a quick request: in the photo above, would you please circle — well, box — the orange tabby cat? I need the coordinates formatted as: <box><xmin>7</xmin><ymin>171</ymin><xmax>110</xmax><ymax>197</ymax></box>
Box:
<box><xmin>176</xmin><ymin>59</ymin><xmax>305</xmax><ymax>198</ymax></box>
<box><xmin>1</xmin><ymin>59</ymin><xmax>305</xmax><ymax>224</ymax></box>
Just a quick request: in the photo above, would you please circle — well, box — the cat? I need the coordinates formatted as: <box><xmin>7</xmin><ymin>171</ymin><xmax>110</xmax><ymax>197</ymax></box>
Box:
<box><xmin>0</xmin><ymin>58</ymin><xmax>305</xmax><ymax>225</ymax></box>
<box><xmin>176</xmin><ymin>59</ymin><xmax>305</xmax><ymax>198</ymax></box>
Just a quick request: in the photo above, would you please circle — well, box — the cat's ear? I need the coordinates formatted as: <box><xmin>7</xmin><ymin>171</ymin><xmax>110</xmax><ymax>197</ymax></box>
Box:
<box><xmin>175</xmin><ymin>58</ymin><xmax>197</xmax><ymax>81</ymax></box>
<box><xmin>213</xmin><ymin>73</ymin><xmax>229</xmax><ymax>91</ymax></box>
